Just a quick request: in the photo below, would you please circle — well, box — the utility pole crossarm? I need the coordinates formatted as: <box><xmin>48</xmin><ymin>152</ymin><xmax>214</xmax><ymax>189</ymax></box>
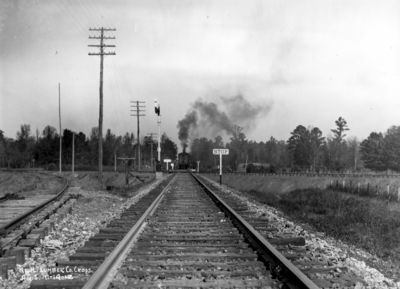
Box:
<box><xmin>89</xmin><ymin>36</ymin><xmax>116</xmax><ymax>40</ymax></box>
<box><xmin>90</xmin><ymin>28</ymin><xmax>116</xmax><ymax>31</ymax></box>
<box><xmin>88</xmin><ymin>45</ymin><xmax>116</xmax><ymax>47</ymax></box>
<box><xmin>118</xmin><ymin>157</ymin><xmax>135</xmax><ymax>161</ymax></box>
<box><xmin>89</xmin><ymin>52</ymin><xmax>116</xmax><ymax>56</ymax></box>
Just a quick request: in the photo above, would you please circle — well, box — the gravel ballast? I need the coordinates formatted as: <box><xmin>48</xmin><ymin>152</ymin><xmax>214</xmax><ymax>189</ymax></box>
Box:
<box><xmin>200</xmin><ymin>175</ymin><xmax>400</xmax><ymax>289</ymax></box>
<box><xmin>0</xmin><ymin>176</ymin><xmax>166</xmax><ymax>289</ymax></box>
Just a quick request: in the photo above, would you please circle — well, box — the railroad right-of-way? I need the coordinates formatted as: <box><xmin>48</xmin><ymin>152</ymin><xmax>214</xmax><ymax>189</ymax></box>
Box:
<box><xmin>29</xmin><ymin>172</ymin><xmax>367</xmax><ymax>288</ymax></box>
<box><xmin>111</xmin><ymin>173</ymin><xmax>275</xmax><ymax>288</ymax></box>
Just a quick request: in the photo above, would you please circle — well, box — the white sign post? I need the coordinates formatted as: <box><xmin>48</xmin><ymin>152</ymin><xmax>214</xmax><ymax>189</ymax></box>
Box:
<box><xmin>196</xmin><ymin>161</ymin><xmax>200</xmax><ymax>173</ymax></box>
<box><xmin>163</xmin><ymin>159</ymin><xmax>171</xmax><ymax>170</ymax></box>
<box><xmin>213</xmin><ymin>149</ymin><xmax>229</xmax><ymax>186</ymax></box>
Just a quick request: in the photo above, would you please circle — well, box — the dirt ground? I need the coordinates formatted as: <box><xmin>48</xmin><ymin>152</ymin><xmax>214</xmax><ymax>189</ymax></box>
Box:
<box><xmin>0</xmin><ymin>172</ymin><xmax>66</xmax><ymax>197</ymax></box>
<box><xmin>0</xmin><ymin>171</ymin><xmax>156</xmax><ymax>198</ymax></box>
<box><xmin>65</xmin><ymin>171</ymin><xmax>156</xmax><ymax>193</ymax></box>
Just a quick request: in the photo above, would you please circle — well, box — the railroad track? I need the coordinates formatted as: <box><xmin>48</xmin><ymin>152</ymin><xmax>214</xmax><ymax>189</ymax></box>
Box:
<box><xmin>0</xmin><ymin>195</ymin><xmax>57</xmax><ymax>227</ymax></box>
<box><xmin>0</xmin><ymin>174</ymin><xmax>71</xmax><ymax>262</ymax></box>
<box><xmin>30</xmin><ymin>172</ymin><xmax>364</xmax><ymax>288</ymax></box>
<box><xmin>197</xmin><ymin>175</ymin><xmax>366</xmax><ymax>288</ymax></box>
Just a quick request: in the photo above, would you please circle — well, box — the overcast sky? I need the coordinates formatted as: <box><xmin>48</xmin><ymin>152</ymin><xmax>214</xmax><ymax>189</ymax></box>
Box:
<box><xmin>1</xmin><ymin>0</ymin><xmax>399</xmax><ymax>148</ymax></box>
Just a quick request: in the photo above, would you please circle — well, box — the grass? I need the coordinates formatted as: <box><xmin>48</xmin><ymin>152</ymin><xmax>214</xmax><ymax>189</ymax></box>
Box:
<box><xmin>245</xmin><ymin>188</ymin><xmax>400</xmax><ymax>261</ymax></box>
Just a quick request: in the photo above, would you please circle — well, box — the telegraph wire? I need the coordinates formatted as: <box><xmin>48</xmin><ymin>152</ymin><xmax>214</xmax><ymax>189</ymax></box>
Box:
<box><xmin>51</xmin><ymin>0</ymin><xmax>127</xmax><ymax>136</ymax></box>
<box><xmin>42</xmin><ymin>0</ymin><xmax>140</xmax><ymax>138</ymax></box>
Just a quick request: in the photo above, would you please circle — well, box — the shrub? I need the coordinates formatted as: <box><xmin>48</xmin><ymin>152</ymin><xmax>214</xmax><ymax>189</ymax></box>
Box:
<box><xmin>47</xmin><ymin>163</ymin><xmax>57</xmax><ymax>171</ymax></box>
<box><xmin>245</xmin><ymin>188</ymin><xmax>400</xmax><ymax>260</ymax></box>
<box><xmin>246</xmin><ymin>163</ymin><xmax>273</xmax><ymax>174</ymax></box>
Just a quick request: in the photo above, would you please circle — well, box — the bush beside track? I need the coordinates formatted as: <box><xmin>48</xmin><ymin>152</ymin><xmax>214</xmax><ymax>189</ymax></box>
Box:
<box><xmin>203</xmin><ymin>173</ymin><xmax>400</xmax><ymax>199</ymax></box>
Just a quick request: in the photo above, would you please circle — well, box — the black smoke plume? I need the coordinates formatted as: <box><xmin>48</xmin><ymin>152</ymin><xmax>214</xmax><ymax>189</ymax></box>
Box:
<box><xmin>177</xmin><ymin>111</ymin><xmax>198</xmax><ymax>150</ymax></box>
<box><xmin>177</xmin><ymin>94</ymin><xmax>271</xmax><ymax>148</ymax></box>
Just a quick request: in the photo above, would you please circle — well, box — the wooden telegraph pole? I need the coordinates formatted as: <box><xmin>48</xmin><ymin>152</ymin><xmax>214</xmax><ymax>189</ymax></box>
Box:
<box><xmin>59</xmin><ymin>83</ymin><xmax>62</xmax><ymax>175</ymax></box>
<box><xmin>114</xmin><ymin>152</ymin><xmax>117</xmax><ymax>172</ymax></box>
<box><xmin>131</xmin><ymin>101</ymin><xmax>145</xmax><ymax>171</ymax></box>
<box><xmin>88</xmin><ymin>27</ymin><xmax>116</xmax><ymax>182</ymax></box>
<box><xmin>72</xmin><ymin>132</ymin><xmax>75</xmax><ymax>176</ymax></box>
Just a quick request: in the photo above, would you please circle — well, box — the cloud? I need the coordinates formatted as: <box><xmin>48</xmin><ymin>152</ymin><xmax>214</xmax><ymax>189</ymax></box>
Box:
<box><xmin>0</xmin><ymin>0</ymin><xmax>14</xmax><ymax>35</ymax></box>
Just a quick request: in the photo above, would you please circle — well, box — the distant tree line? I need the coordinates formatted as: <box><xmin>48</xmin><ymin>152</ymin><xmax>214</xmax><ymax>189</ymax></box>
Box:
<box><xmin>2</xmin><ymin>117</ymin><xmax>400</xmax><ymax>173</ymax></box>
<box><xmin>190</xmin><ymin>117</ymin><xmax>400</xmax><ymax>173</ymax></box>
<box><xmin>286</xmin><ymin>117</ymin><xmax>361</xmax><ymax>173</ymax></box>
<box><xmin>190</xmin><ymin>125</ymin><xmax>291</xmax><ymax>173</ymax></box>
<box><xmin>0</xmin><ymin>125</ymin><xmax>177</xmax><ymax>170</ymax></box>
<box><xmin>360</xmin><ymin>126</ymin><xmax>400</xmax><ymax>172</ymax></box>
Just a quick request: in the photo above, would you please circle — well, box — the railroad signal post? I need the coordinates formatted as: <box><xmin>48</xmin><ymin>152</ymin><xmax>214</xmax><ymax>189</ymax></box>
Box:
<box><xmin>154</xmin><ymin>99</ymin><xmax>161</xmax><ymax>172</ymax></box>
<box><xmin>213</xmin><ymin>149</ymin><xmax>229</xmax><ymax>185</ymax></box>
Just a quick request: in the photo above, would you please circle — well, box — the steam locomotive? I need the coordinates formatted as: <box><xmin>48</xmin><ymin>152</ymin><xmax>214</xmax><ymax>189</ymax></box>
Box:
<box><xmin>177</xmin><ymin>151</ymin><xmax>191</xmax><ymax>169</ymax></box>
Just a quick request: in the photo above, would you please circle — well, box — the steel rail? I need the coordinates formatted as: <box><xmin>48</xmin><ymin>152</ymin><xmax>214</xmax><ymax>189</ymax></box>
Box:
<box><xmin>0</xmin><ymin>175</ymin><xmax>69</xmax><ymax>237</ymax></box>
<box><xmin>0</xmin><ymin>195</ymin><xmax>8</xmax><ymax>203</ymax></box>
<box><xmin>191</xmin><ymin>173</ymin><xmax>319</xmax><ymax>289</ymax></box>
<box><xmin>82</xmin><ymin>174</ymin><xmax>176</xmax><ymax>289</ymax></box>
